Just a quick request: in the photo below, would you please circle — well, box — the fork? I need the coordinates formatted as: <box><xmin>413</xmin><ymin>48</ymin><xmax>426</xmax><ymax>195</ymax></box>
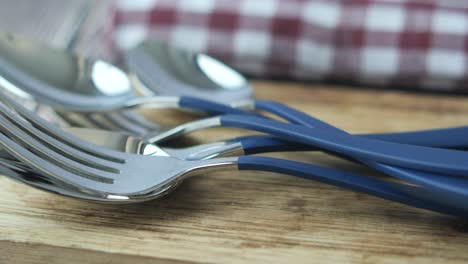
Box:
<box><xmin>1</xmin><ymin>156</ymin><xmax>464</xmax><ymax>217</ymax></box>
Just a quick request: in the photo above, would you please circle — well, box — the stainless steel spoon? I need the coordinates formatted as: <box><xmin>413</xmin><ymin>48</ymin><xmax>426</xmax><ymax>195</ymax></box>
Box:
<box><xmin>124</xmin><ymin>39</ymin><xmax>253</xmax><ymax>105</ymax></box>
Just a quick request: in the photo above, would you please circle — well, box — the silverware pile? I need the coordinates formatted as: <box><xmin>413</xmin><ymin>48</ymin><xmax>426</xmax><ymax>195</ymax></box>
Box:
<box><xmin>1</xmin><ymin>32</ymin><xmax>468</xmax><ymax>217</ymax></box>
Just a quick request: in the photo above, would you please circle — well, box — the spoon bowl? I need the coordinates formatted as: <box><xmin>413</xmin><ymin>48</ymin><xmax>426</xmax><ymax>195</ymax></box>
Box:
<box><xmin>125</xmin><ymin>40</ymin><xmax>253</xmax><ymax>105</ymax></box>
<box><xmin>0</xmin><ymin>32</ymin><xmax>134</xmax><ymax>111</ymax></box>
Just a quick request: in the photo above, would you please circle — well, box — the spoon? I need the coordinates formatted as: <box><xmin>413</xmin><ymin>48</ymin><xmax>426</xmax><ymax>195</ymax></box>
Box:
<box><xmin>124</xmin><ymin>39</ymin><xmax>253</xmax><ymax>105</ymax></box>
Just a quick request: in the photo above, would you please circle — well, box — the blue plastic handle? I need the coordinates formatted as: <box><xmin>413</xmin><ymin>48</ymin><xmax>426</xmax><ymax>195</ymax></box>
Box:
<box><xmin>255</xmin><ymin>100</ymin><xmax>468</xmax><ymax>148</ymax></box>
<box><xmin>221</xmin><ymin>115</ymin><xmax>468</xmax><ymax>177</ymax></box>
<box><xmin>180</xmin><ymin>96</ymin><xmax>468</xmax><ymax>149</ymax></box>
<box><xmin>362</xmin><ymin>127</ymin><xmax>468</xmax><ymax>149</ymax></box>
<box><xmin>237</xmin><ymin>136</ymin><xmax>468</xmax><ymax>198</ymax></box>
<box><xmin>237</xmin><ymin>104</ymin><xmax>468</xmax><ymax>209</ymax></box>
<box><xmin>181</xmin><ymin>96</ymin><xmax>468</xmax><ymax>214</ymax></box>
<box><xmin>236</xmin><ymin>130</ymin><xmax>468</xmax><ymax>156</ymax></box>
<box><xmin>237</xmin><ymin>156</ymin><xmax>467</xmax><ymax>216</ymax></box>
<box><xmin>222</xmin><ymin>115</ymin><xmax>468</xmax><ymax>212</ymax></box>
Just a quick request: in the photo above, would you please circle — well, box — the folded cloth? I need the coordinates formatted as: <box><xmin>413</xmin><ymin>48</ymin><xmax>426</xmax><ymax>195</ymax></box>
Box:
<box><xmin>112</xmin><ymin>0</ymin><xmax>468</xmax><ymax>92</ymax></box>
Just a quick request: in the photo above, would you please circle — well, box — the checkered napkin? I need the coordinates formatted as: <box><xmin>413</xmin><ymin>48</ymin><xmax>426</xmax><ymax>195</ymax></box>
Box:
<box><xmin>112</xmin><ymin>0</ymin><xmax>468</xmax><ymax>92</ymax></box>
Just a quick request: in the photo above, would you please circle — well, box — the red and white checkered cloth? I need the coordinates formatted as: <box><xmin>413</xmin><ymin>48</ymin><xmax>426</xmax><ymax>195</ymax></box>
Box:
<box><xmin>112</xmin><ymin>0</ymin><xmax>468</xmax><ymax>92</ymax></box>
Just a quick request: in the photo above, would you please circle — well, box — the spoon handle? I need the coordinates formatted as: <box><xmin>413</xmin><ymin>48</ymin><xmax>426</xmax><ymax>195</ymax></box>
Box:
<box><xmin>254</xmin><ymin>100</ymin><xmax>468</xmax><ymax>149</ymax></box>
<box><xmin>237</xmin><ymin>156</ymin><xmax>466</xmax><ymax>217</ymax></box>
<box><xmin>195</xmin><ymin>135</ymin><xmax>468</xmax><ymax>209</ymax></box>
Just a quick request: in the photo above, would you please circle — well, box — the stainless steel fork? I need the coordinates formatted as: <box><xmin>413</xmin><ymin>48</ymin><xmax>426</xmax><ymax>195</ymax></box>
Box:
<box><xmin>0</xmin><ymin>95</ymin><xmax>238</xmax><ymax>202</ymax></box>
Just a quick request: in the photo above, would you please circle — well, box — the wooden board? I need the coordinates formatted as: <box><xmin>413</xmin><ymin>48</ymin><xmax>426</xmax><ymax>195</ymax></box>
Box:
<box><xmin>2</xmin><ymin>82</ymin><xmax>468</xmax><ymax>264</ymax></box>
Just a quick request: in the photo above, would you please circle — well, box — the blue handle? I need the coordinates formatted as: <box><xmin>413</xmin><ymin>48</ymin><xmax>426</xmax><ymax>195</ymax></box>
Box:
<box><xmin>255</xmin><ymin>100</ymin><xmax>338</xmax><ymax>130</ymax></box>
<box><xmin>221</xmin><ymin>115</ymin><xmax>468</xmax><ymax>176</ymax></box>
<box><xmin>223</xmin><ymin>116</ymin><xmax>468</xmax><ymax>210</ymax></box>
<box><xmin>236</xmin><ymin>136</ymin><xmax>313</xmax><ymax>154</ymax></box>
<box><xmin>250</xmin><ymin>102</ymin><xmax>468</xmax><ymax>205</ymax></box>
<box><xmin>181</xmin><ymin>96</ymin><xmax>468</xmax><ymax>148</ymax></box>
<box><xmin>363</xmin><ymin>126</ymin><xmax>468</xmax><ymax>149</ymax></box>
<box><xmin>181</xmin><ymin>97</ymin><xmax>468</xmax><ymax>214</ymax></box>
<box><xmin>237</xmin><ymin>156</ymin><xmax>467</xmax><ymax>216</ymax></box>
<box><xmin>255</xmin><ymin>101</ymin><xmax>468</xmax><ymax>148</ymax></box>
<box><xmin>236</xmin><ymin>130</ymin><xmax>468</xmax><ymax>155</ymax></box>
<box><xmin>237</xmin><ymin>135</ymin><xmax>468</xmax><ymax>204</ymax></box>
<box><xmin>256</xmin><ymin>100</ymin><xmax>468</xmax><ymax>148</ymax></box>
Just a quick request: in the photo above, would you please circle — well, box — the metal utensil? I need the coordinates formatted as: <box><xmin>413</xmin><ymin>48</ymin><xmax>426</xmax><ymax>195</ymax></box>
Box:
<box><xmin>124</xmin><ymin>39</ymin><xmax>252</xmax><ymax>105</ymax></box>
<box><xmin>2</xmin><ymin>156</ymin><xmax>462</xmax><ymax>217</ymax></box>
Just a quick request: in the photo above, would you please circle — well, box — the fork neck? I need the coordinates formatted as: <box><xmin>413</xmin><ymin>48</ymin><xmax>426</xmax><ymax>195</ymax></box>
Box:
<box><xmin>185</xmin><ymin>157</ymin><xmax>239</xmax><ymax>177</ymax></box>
<box><xmin>124</xmin><ymin>96</ymin><xmax>181</xmax><ymax>110</ymax></box>
<box><xmin>144</xmin><ymin>116</ymin><xmax>222</xmax><ymax>143</ymax></box>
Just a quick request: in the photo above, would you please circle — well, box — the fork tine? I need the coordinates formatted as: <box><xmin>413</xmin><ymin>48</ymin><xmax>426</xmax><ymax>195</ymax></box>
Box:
<box><xmin>87</xmin><ymin>113</ymin><xmax>123</xmax><ymax>130</ymax></box>
<box><xmin>0</xmin><ymin>114</ymin><xmax>118</xmax><ymax>182</ymax></box>
<box><xmin>61</xmin><ymin>111</ymin><xmax>151</xmax><ymax>136</ymax></box>
<box><xmin>119</xmin><ymin>110</ymin><xmax>161</xmax><ymax>130</ymax></box>
<box><xmin>0</xmin><ymin>132</ymin><xmax>114</xmax><ymax>193</ymax></box>
<box><xmin>0</xmin><ymin>103</ymin><xmax>120</xmax><ymax>173</ymax></box>
<box><xmin>55</xmin><ymin>110</ymin><xmax>104</xmax><ymax>129</ymax></box>
<box><xmin>57</xmin><ymin>109</ymin><xmax>152</xmax><ymax>136</ymax></box>
<box><xmin>0</xmin><ymin>92</ymin><xmax>126</xmax><ymax>163</ymax></box>
<box><xmin>0</xmin><ymin>157</ymin><xmax>95</xmax><ymax>193</ymax></box>
<box><xmin>105</xmin><ymin>112</ymin><xmax>151</xmax><ymax>136</ymax></box>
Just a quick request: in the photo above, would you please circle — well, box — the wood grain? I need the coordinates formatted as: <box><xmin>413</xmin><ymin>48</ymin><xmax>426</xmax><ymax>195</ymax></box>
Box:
<box><xmin>2</xmin><ymin>82</ymin><xmax>468</xmax><ymax>264</ymax></box>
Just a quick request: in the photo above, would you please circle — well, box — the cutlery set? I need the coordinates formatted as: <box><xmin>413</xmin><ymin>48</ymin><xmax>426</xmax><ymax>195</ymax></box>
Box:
<box><xmin>1</xmin><ymin>32</ymin><xmax>468</xmax><ymax>217</ymax></box>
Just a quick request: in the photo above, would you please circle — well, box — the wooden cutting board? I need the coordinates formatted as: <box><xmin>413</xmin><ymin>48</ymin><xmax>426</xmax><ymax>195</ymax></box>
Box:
<box><xmin>1</xmin><ymin>82</ymin><xmax>468</xmax><ymax>264</ymax></box>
